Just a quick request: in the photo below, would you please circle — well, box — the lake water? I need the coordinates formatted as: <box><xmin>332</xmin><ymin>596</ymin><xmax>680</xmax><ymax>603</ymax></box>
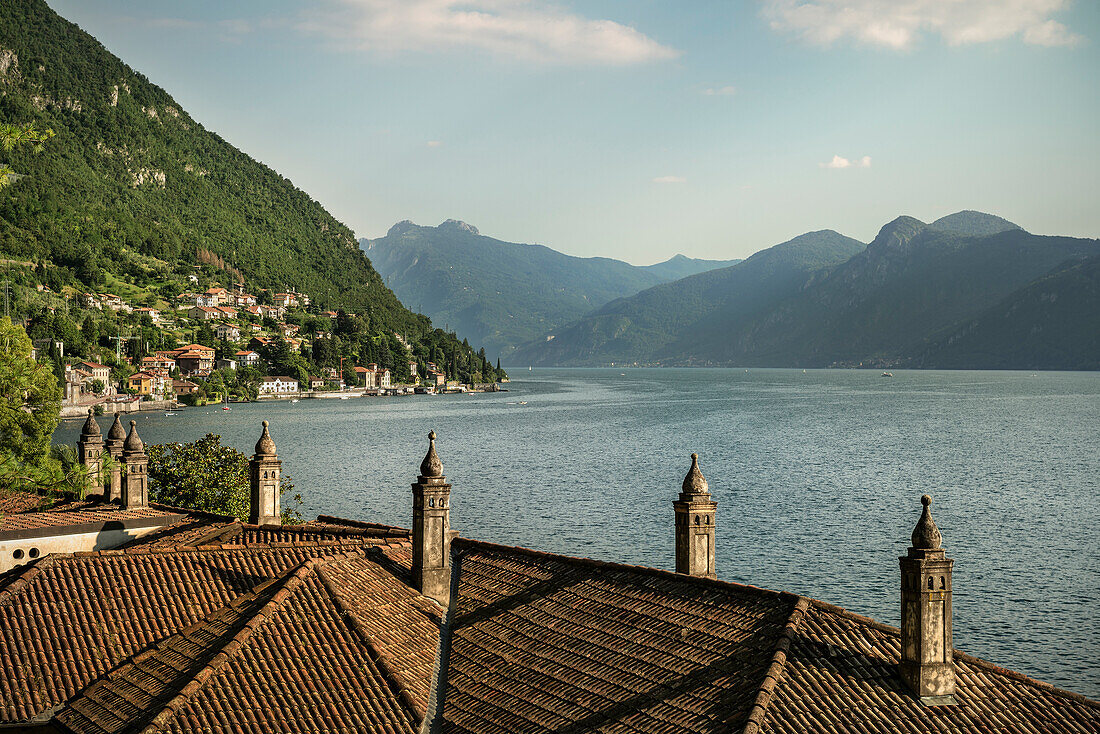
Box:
<box><xmin>55</xmin><ymin>368</ymin><xmax>1100</xmax><ymax>698</ymax></box>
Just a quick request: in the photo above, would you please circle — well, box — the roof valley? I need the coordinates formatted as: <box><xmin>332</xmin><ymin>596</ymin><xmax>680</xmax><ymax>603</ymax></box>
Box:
<box><xmin>420</xmin><ymin>549</ymin><xmax>464</xmax><ymax>734</ymax></box>
<box><xmin>740</xmin><ymin>596</ymin><xmax>810</xmax><ymax>734</ymax></box>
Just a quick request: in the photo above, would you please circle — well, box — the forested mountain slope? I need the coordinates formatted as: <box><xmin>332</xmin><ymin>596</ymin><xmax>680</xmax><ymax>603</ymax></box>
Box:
<box><xmin>0</xmin><ymin>0</ymin><xmax>476</xmax><ymax>356</ymax></box>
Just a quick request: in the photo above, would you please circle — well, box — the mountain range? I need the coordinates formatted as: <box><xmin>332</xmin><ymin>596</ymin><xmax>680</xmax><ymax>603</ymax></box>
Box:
<box><xmin>511</xmin><ymin>211</ymin><xmax>1099</xmax><ymax>370</ymax></box>
<box><xmin>361</xmin><ymin>221</ymin><xmax>739</xmax><ymax>357</ymax></box>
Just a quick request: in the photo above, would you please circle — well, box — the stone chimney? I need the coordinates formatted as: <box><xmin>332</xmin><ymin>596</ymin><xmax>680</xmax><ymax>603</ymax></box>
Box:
<box><xmin>673</xmin><ymin>453</ymin><xmax>717</xmax><ymax>579</ymax></box>
<box><xmin>411</xmin><ymin>430</ymin><xmax>452</xmax><ymax>605</ymax></box>
<box><xmin>899</xmin><ymin>494</ymin><xmax>956</xmax><ymax>705</ymax></box>
<box><xmin>249</xmin><ymin>421</ymin><xmax>282</xmax><ymax>526</ymax></box>
<box><xmin>77</xmin><ymin>409</ymin><xmax>105</xmax><ymax>499</ymax></box>
<box><xmin>104</xmin><ymin>413</ymin><xmax>126</xmax><ymax>502</ymax></box>
<box><xmin>121</xmin><ymin>421</ymin><xmax>148</xmax><ymax>509</ymax></box>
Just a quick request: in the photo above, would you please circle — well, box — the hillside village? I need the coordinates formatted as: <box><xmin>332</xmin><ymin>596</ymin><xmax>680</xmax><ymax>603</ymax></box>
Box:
<box><xmin>20</xmin><ymin>271</ymin><xmax>500</xmax><ymax>415</ymax></box>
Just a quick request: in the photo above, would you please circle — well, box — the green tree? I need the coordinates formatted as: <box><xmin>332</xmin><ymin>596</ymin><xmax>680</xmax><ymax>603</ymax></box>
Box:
<box><xmin>0</xmin><ymin>317</ymin><xmax>71</xmax><ymax>494</ymax></box>
<box><xmin>147</xmin><ymin>433</ymin><xmax>301</xmax><ymax>523</ymax></box>
<box><xmin>1</xmin><ymin>122</ymin><xmax>54</xmax><ymax>188</ymax></box>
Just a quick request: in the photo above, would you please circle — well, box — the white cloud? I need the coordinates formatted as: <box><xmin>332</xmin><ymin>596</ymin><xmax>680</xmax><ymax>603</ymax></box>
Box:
<box><xmin>762</xmin><ymin>0</ymin><xmax>1085</xmax><ymax>50</ymax></box>
<box><xmin>299</xmin><ymin>0</ymin><xmax>680</xmax><ymax>65</ymax></box>
<box><xmin>426</xmin><ymin>140</ymin><xmax>443</xmax><ymax>147</ymax></box>
<box><xmin>821</xmin><ymin>155</ymin><xmax>871</xmax><ymax>169</ymax></box>
<box><xmin>652</xmin><ymin>175</ymin><xmax>687</xmax><ymax>183</ymax></box>
<box><xmin>701</xmin><ymin>85</ymin><xmax>737</xmax><ymax>96</ymax></box>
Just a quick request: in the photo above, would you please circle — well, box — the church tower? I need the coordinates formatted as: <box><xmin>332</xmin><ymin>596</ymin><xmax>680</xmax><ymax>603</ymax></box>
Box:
<box><xmin>121</xmin><ymin>421</ymin><xmax>148</xmax><ymax>509</ymax></box>
<box><xmin>899</xmin><ymin>494</ymin><xmax>956</xmax><ymax>704</ymax></box>
<box><xmin>104</xmin><ymin>413</ymin><xmax>126</xmax><ymax>502</ymax></box>
<box><xmin>673</xmin><ymin>453</ymin><xmax>717</xmax><ymax>579</ymax></box>
<box><xmin>249</xmin><ymin>421</ymin><xmax>282</xmax><ymax>526</ymax></box>
<box><xmin>411</xmin><ymin>430</ymin><xmax>452</xmax><ymax>605</ymax></box>
<box><xmin>77</xmin><ymin>409</ymin><xmax>105</xmax><ymax>499</ymax></box>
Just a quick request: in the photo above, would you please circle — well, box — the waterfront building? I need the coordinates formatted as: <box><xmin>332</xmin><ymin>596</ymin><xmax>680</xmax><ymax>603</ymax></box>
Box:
<box><xmin>0</xmin><ymin>427</ymin><xmax>1095</xmax><ymax>732</ymax></box>
<box><xmin>259</xmin><ymin>375</ymin><xmax>300</xmax><ymax>395</ymax></box>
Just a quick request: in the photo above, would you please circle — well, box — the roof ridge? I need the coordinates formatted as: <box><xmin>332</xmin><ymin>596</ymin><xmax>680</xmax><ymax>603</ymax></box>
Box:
<box><xmin>0</xmin><ymin>554</ymin><xmax>61</xmax><ymax>605</ymax></box>
<box><xmin>137</xmin><ymin>558</ymin><xmax>326</xmax><ymax>734</ymax></box>
<box><xmin>315</xmin><ymin>561</ymin><xmax>427</xmax><ymax>721</ymax></box>
<box><xmin>740</xmin><ymin>596</ymin><xmax>810</xmax><ymax>734</ymax></box>
<box><xmin>315</xmin><ymin>514</ymin><xmax>411</xmax><ymax>534</ymax></box>
<box><xmin>453</xmin><ymin>537</ymin><xmax>801</xmax><ymax>603</ymax></box>
<box><xmin>148</xmin><ymin>502</ymin><xmax>237</xmax><ymax>522</ymax></box>
<box><xmin>805</xmin><ymin>599</ymin><xmax>1100</xmax><ymax>709</ymax></box>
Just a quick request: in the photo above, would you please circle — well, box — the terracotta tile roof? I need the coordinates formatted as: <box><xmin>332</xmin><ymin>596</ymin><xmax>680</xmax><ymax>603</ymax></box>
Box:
<box><xmin>0</xmin><ymin>490</ymin><xmax>50</xmax><ymax>515</ymax></box>
<box><xmin>755</xmin><ymin>600</ymin><xmax>1100</xmax><ymax>734</ymax></box>
<box><xmin>0</xmin><ymin>503</ymin><xmax>179</xmax><ymax>534</ymax></box>
<box><xmin>0</xmin><ymin>545</ymin><xmax>403</xmax><ymax>724</ymax></box>
<box><xmin>54</xmin><ymin>575</ymin><xmax>287</xmax><ymax>734</ymax></box>
<box><xmin>319</xmin><ymin>552</ymin><xmax>442</xmax><ymax>717</ymax></box>
<box><xmin>0</xmin><ymin>506</ymin><xmax>1095</xmax><ymax>733</ymax></box>
<box><xmin>53</xmin><ymin>557</ymin><xmax>420</xmax><ymax>734</ymax></box>
<box><xmin>442</xmin><ymin>539</ymin><xmax>799</xmax><ymax>734</ymax></box>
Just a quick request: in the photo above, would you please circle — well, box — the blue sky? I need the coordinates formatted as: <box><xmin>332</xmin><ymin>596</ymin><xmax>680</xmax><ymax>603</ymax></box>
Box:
<box><xmin>50</xmin><ymin>0</ymin><xmax>1099</xmax><ymax>263</ymax></box>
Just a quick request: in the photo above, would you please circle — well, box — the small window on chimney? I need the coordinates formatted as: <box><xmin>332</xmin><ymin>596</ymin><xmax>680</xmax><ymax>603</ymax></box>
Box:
<box><xmin>927</xmin><ymin>576</ymin><xmax>934</xmax><ymax>590</ymax></box>
<box><xmin>12</xmin><ymin>549</ymin><xmax>23</xmax><ymax>560</ymax></box>
<box><xmin>29</xmin><ymin>548</ymin><xmax>40</xmax><ymax>559</ymax></box>
<box><xmin>940</xmin><ymin>576</ymin><xmax>946</xmax><ymax>589</ymax></box>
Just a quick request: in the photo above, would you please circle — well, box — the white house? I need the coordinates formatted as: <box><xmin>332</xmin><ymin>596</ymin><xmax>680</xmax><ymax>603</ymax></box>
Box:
<box><xmin>259</xmin><ymin>376</ymin><xmax>299</xmax><ymax>395</ymax></box>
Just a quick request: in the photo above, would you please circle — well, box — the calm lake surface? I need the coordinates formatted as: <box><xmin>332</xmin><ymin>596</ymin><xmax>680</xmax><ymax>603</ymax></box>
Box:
<box><xmin>56</xmin><ymin>368</ymin><xmax>1100</xmax><ymax>698</ymax></box>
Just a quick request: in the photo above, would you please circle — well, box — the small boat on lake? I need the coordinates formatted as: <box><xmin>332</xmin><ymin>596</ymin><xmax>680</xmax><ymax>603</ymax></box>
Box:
<box><xmin>164</xmin><ymin>411</ymin><xmax>178</xmax><ymax>416</ymax></box>
<box><xmin>881</xmin><ymin>371</ymin><xmax>894</xmax><ymax>378</ymax></box>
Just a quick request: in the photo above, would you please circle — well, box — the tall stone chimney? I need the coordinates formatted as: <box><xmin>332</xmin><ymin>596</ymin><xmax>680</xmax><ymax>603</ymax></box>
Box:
<box><xmin>104</xmin><ymin>413</ymin><xmax>126</xmax><ymax>502</ymax></box>
<box><xmin>673</xmin><ymin>453</ymin><xmax>717</xmax><ymax>579</ymax></box>
<box><xmin>899</xmin><ymin>494</ymin><xmax>956</xmax><ymax>705</ymax></box>
<box><xmin>121</xmin><ymin>421</ymin><xmax>148</xmax><ymax>509</ymax></box>
<box><xmin>77</xmin><ymin>409</ymin><xmax>105</xmax><ymax>499</ymax></box>
<box><xmin>249</xmin><ymin>421</ymin><xmax>282</xmax><ymax>526</ymax></box>
<box><xmin>411</xmin><ymin>430</ymin><xmax>452</xmax><ymax>605</ymax></box>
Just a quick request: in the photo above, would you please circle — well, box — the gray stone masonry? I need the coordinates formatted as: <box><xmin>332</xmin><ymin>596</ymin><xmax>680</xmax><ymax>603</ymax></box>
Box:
<box><xmin>673</xmin><ymin>453</ymin><xmax>717</xmax><ymax>579</ymax></box>
<box><xmin>899</xmin><ymin>494</ymin><xmax>956</xmax><ymax>705</ymax></box>
<box><xmin>249</xmin><ymin>421</ymin><xmax>282</xmax><ymax>526</ymax></box>
<box><xmin>104</xmin><ymin>413</ymin><xmax>125</xmax><ymax>502</ymax></box>
<box><xmin>77</xmin><ymin>409</ymin><xmax>104</xmax><ymax>500</ymax></box>
<box><xmin>121</xmin><ymin>421</ymin><xmax>148</xmax><ymax>509</ymax></box>
<box><xmin>412</xmin><ymin>430</ymin><xmax>452</xmax><ymax>605</ymax></box>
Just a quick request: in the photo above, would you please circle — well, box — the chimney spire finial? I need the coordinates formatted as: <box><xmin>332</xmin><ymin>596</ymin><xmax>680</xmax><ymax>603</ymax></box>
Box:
<box><xmin>911</xmin><ymin>494</ymin><xmax>942</xmax><ymax>550</ymax></box>
<box><xmin>81</xmin><ymin>408</ymin><xmax>101</xmax><ymax>437</ymax></box>
<box><xmin>255</xmin><ymin>420</ymin><xmax>277</xmax><ymax>456</ymax></box>
<box><xmin>681</xmin><ymin>452</ymin><xmax>709</xmax><ymax>495</ymax></box>
<box><xmin>420</xmin><ymin>430</ymin><xmax>443</xmax><ymax>478</ymax></box>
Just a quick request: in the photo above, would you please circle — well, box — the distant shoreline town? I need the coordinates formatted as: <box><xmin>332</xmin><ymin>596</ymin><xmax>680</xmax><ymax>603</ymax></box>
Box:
<box><xmin>32</xmin><ymin>278</ymin><xmax>506</xmax><ymax>421</ymax></box>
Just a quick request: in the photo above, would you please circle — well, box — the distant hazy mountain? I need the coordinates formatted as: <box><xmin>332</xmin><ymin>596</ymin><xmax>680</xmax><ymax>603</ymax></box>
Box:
<box><xmin>929</xmin><ymin>210</ymin><xmax>1023</xmax><ymax>237</ymax></box>
<box><xmin>512</xmin><ymin>229</ymin><xmax>866</xmax><ymax>366</ymax></box>
<box><xmin>515</xmin><ymin>211</ymin><xmax>1100</xmax><ymax>369</ymax></box>
<box><xmin>361</xmin><ymin>221</ymin><xmax>739</xmax><ymax>356</ymax></box>
<box><xmin>921</xmin><ymin>253</ymin><xmax>1100</xmax><ymax>370</ymax></box>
